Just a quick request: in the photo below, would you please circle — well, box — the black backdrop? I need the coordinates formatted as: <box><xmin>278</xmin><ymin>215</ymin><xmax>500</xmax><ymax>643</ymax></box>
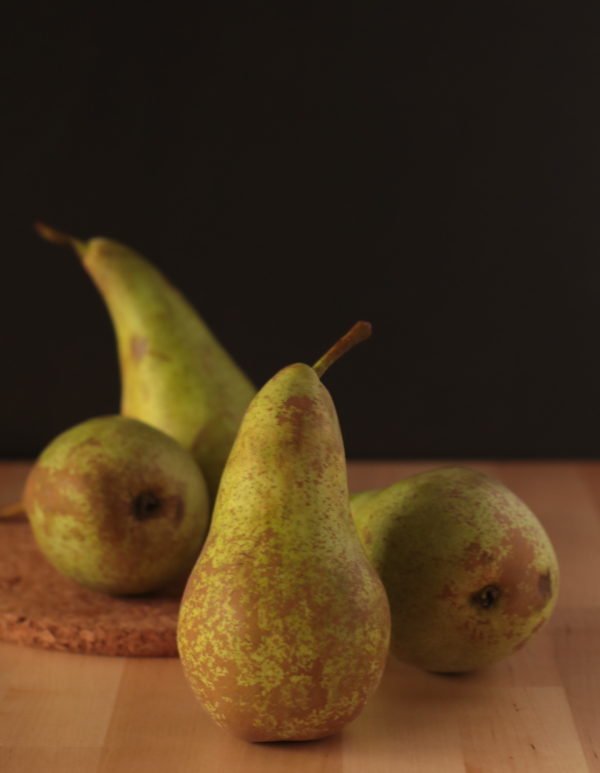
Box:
<box><xmin>3</xmin><ymin>4</ymin><xmax>600</xmax><ymax>459</ymax></box>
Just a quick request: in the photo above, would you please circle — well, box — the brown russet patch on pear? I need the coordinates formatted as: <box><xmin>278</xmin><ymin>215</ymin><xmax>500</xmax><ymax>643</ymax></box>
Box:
<box><xmin>198</xmin><ymin>586</ymin><xmax>334</xmax><ymax>725</ymax></box>
<box><xmin>496</xmin><ymin>528</ymin><xmax>548</xmax><ymax>617</ymax></box>
<box><xmin>443</xmin><ymin>485</ymin><xmax>467</xmax><ymax>501</ymax></box>
<box><xmin>501</xmin><ymin>628</ymin><xmax>517</xmax><ymax>643</ymax></box>
<box><xmin>438</xmin><ymin>583</ymin><xmax>459</xmax><ymax>603</ymax></box>
<box><xmin>91</xmin><ymin>467</ymin><xmax>189</xmax><ymax>585</ymax></box>
<box><xmin>310</xmin><ymin>456</ymin><xmax>327</xmax><ymax>478</ymax></box>
<box><xmin>129</xmin><ymin>336</ymin><xmax>171</xmax><ymax>363</ymax></box>
<box><xmin>201</xmin><ymin>657</ymin><xmax>341</xmax><ymax>742</ymax></box>
<box><xmin>460</xmin><ymin>618</ymin><xmax>494</xmax><ymax>643</ymax></box>
<box><xmin>463</xmin><ymin>542</ymin><xmax>495</xmax><ymax>571</ymax></box>
<box><xmin>275</xmin><ymin>395</ymin><xmax>318</xmax><ymax>449</ymax></box>
<box><xmin>493</xmin><ymin>509</ymin><xmax>513</xmax><ymax>527</ymax></box>
<box><xmin>130</xmin><ymin>335</ymin><xmax>149</xmax><ymax>361</ymax></box>
<box><xmin>192</xmin><ymin>624</ymin><xmax>374</xmax><ymax>740</ymax></box>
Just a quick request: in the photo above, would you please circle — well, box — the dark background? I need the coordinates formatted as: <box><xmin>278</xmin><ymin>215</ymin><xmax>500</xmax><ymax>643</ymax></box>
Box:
<box><xmin>3</xmin><ymin>4</ymin><xmax>600</xmax><ymax>459</ymax></box>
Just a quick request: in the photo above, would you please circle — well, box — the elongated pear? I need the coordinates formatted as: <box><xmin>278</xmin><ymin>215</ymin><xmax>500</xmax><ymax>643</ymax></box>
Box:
<box><xmin>178</xmin><ymin>322</ymin><xmax>391</xmax><ymax>742</ymax></box>
<box><xmin>352</xmin><ymin>467</ymin><xmax>559</xmax><ymax>673</ymax></box>
<box><xmin>36</xmin><ymin>224</ymin><xmax>256</xmax><ymax>499</ymax></box>
<box><xmin>24</xmin><ymin>416</ymin><xmax>210</xmax><ymax>595</ymax></box>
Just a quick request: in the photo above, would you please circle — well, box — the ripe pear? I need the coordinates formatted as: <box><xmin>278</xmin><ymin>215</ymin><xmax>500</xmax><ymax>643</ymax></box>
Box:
<box><xmin>36</xmin><ymin>224</ymin><xmax>256</xmax><ymax>499</ymax></box>
<box><xmin>178</xmin><ymin>322</ymin><xmax>391</xmax><ymax>742</ymax></box>
<box><xmin>351</xmin><ymin>467</ymin><xmax>559</xmax><ymax>673</ymax></box>
<box><xmin>23</xmin><ymin>416</ymin><xmax>210</xmax><ymax>595</ymax></box>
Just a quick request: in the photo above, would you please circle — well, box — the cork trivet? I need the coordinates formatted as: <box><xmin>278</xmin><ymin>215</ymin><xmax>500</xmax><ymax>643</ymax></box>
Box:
<box><xmin>0</xmin><ymin>520</ymin><xmax>180</xmax><ymax>657</ymax></box>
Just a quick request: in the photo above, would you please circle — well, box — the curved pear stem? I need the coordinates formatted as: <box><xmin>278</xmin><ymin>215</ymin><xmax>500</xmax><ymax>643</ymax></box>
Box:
<box><xmin>0</xmin><ymin>500</ymin><xmax>26</xmax><ymax>520</ymax></box>
<box><xmin>34</xmin><ymin>222</ymin><xmax>87</xmax><ymax>258</ymax></box>
<box><xmin>313</xmin><ymin>321</ymin><xmax>372</xmax><ymax>379</ymax></box>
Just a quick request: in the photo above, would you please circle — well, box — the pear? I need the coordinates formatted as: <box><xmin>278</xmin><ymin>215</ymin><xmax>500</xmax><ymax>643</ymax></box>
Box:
<box><xmin>35</xmin><ymin>224</ymin><xmax>256</xmax><ymax>499</ymax></box>
<box><xmin>351</xmin><ymin>467</ymin><xmax>559</xmax><ymax>673</ymax></box>
<box><xmin>23</xmin><ymin>416</ymin><xmax>210</xmax><ymax>595</ymax></box>
<box><xmin>178</xmin><ymin>322</ymin><xmax>391</xmax><ymax>742</ymax></box>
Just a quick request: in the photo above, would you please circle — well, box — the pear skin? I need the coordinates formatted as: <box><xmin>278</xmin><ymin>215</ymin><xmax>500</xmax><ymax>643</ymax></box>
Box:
<box><xmin>352</xmin><ymin>467</ymin><xmax>559</xmax><ymax>673</ymax></box>
<box><xmin>36</xmin><ymin>224</ymin><xmax>256</xmax><ymax>499</ymax></box>
<box><xmin>24</xmin><ymin>416</ymin><xmax>210</xmax><ymax>595</ymax></box>
<box><xmin>178</xmin><ymin>323</ymin><xmax>390</xmax><ymax>742</ymax></box>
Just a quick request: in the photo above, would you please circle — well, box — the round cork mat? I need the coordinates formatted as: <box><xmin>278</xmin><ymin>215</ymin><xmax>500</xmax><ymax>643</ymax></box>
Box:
<box><xmin>0</xmin><ymin>519</ymin><xmax>180</xmax><ymax>657</ymax></box>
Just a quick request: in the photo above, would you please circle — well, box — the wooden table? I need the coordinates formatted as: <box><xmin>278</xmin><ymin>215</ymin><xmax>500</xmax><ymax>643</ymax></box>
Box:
<box><xmin>0</xmin><ymin>460</ymin><xmax>598</xmax><ymax>772</ymax></box>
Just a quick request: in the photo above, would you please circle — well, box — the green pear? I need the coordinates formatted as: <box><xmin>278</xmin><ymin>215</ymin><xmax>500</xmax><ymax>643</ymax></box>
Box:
<box><xmin>36</xmin><ymin>223</ymin><xmax>256</xmax><ymax>499</ymax></box>
<box><xmin>351</xmin><ymin>467</ymin><xmax>559</xmax><ymax>673</ymax></box>
<box><xmin>178</xmin><ymin>322</ymin><xmax>390</xmax><ymax>742</ymax></box>
<box><xmin>23</xmin><ymin>416</ymin><xmax>210</xmax><ymax>595</ymax></box>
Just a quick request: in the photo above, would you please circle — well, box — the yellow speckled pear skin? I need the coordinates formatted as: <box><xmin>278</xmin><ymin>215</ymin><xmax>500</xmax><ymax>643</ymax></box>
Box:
<box><xmin>351</xmin><ymin>467</ymin><xmax>559</xmax><ymax>673</ymax></box>
<box><xmin>35</xmin><ymin>224</ymin><xmax>256</xmax><ymax>500</ymax></box>
<box><xmin>177</xmin><ymin>323</ymin><xmax>391</xmax><ymax>743</ymax></box>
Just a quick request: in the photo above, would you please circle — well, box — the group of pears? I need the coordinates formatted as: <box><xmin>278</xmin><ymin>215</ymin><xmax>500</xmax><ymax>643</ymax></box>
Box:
<box><xmin>5</xmin><ymin>225</ymin><xmax>559</xmax><ymax>743</ymax></box>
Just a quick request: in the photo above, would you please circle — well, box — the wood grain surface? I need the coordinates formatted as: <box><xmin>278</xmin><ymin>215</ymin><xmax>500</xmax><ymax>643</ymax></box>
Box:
<box><xmin>0</xmin><ymin>460</ymin><xmax>598</xmax><ymax>772</ymax></box>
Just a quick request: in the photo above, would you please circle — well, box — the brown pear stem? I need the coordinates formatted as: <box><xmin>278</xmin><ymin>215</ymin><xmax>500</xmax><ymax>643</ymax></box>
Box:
<box><xmin>0</xmin><ymin>500</ymin><xmax>26</xmax><ymax>520</ymax></box>
<box><xmin>313</xmin><ymin>321</ymin><xmax>372</xmax><ymax>378</ymax></box>
<box><xmin>34</xmin><ymin>222</ymin><xmax>87</xmax><ymax>258</ymax></box>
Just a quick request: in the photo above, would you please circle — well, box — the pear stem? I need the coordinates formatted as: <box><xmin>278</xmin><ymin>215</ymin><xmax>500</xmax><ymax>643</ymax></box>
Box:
<box><xmin>313</xmin><ymin>321</ymin><xmax>372</xmax><ymax>379</ymax></box>
<box><xmin>34</xmin><ymin>222</ymin><xmax>87</xmax><ymax>257</ymax></box>
<box><xmin>0</xmin><ymin>500</ymin><xmax>26</xmax><ymax>520</ymax></box>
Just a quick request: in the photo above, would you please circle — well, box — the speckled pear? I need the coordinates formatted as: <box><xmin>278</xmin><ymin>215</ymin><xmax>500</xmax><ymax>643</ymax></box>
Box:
<box><xmin>178</xmin><ymin>322</ymin><xmax>391</xmax><ymax>742</ymax></box>
<box><xmin>24</xmin><ymin>416</ymin><xmax>210</xmax><ymax>595</ymax></box>
<box><xmin>351</xmin><ymin>467</ymin><xmax>559</xmax><ymax>673</ymax></box>
<box><xmin>35</xmin><ymin>223</ymin><xmax>256</xmax><ymax>499</ymax></box>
